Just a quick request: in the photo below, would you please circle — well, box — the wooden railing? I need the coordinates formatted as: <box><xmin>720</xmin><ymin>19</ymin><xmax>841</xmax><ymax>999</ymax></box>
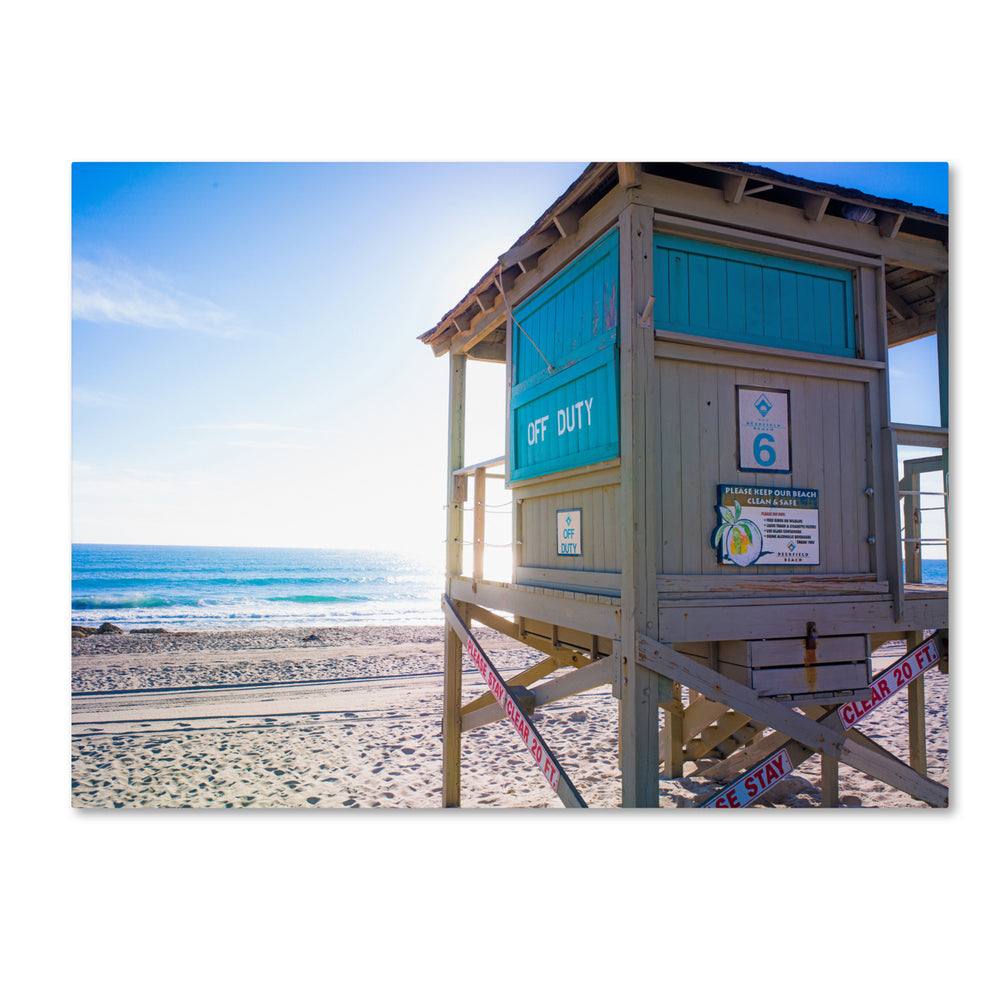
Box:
<box><xmin>886</xmin><ymin>423</ymin><xmax>948</xmax><ymax>619</ymax></box>
<box><xmin>451</xmin><ymin>455</ymin><xmax>508</xmax><ymax>582</ymax></box>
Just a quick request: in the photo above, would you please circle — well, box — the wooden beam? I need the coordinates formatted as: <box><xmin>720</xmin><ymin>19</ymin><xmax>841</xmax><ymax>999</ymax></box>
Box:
<box><xmin>878</xmin><ymin>211</ymin><xmax>904</xmax><ymax>239</ymax></box>
<box><xmin>617</xmin><ymin>162</ymin><xmax>642</xmax><ymax>189</ymax></box>
<box><xmin>722</xmin><ymin>174</ymin><xmax>748</xmax><ymax>204</ymax></box>
<box><xmin>890</xmin><ymin>423</ymin><xmax>948</xmax><ymax>447</ymax></box>
<box><xmin>466</xmin><ymin>603</ymin><xmax>591</xmax><ymax>667</ymax></box>
<box><xmin>475</xmin><ymin>285</ymin><xmax>498</xmax><ymax>312</ymax></box>
<box><xmin>553</xmin><ymin>206</ymin><xmax>582</xmax><ymax>238</ymax></box>
<box><xmin>462</xmin><ymin>656</ymin><xmax>613</xmax><ymax>732</ymax></box>
<box><xmin>885</xmin><ymin>286</ymin><xmax>915</xmax><ymax>320</ymax></box>
<box><xmin>460</xmin><ymin>655</ymin><xmax>563</xmax><ymax>717</ymax></box>
<box><xmin>467</xmin><ymin>339</ymin><xmax>506</xmax><ymax>363</ymax></box>
<box><xmin>499</xmin><ymin>265</ymin><xmax>520</xmax><ymax>292</ymax></box>
<box><xmin>449</xmin><ymin>577</ymin><xmax>622</xmax><ymax>639</ymax></box>
<box><xmin>887</xmin><ymin>312</ymin><xmax>936</xmax><ymax>346</ymax></box>
<box><xmin>451</xmin><ymin>300</ymin><xmax>507</xmax><ymax>357</ymax></box>
<box><xmin>802</xmin><ymin>193</ymin><xmax>830</xmax><ymax>222</ymax></box>
<box><xmin>516</xmin><ymin>252</ymin><xmax>542</xmax><ymax>274</ymax></box>
<box><xmin>498</xmin><ymin>228</ymin><xmax>559</xmax><ymax>269</ymax></box>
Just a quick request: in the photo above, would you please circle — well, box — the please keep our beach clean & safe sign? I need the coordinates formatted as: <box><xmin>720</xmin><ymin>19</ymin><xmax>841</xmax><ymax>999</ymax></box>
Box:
<box><xmin>714</xmin><ymin>484</ymin><xmax>820</xmax><ymax>567</ymax></box>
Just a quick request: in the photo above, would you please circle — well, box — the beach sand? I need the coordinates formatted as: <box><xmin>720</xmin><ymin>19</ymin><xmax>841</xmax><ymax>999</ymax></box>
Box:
<box><xmin>71</xmin><ymin>625</ymin><xmax>948</xmax><ymax>808</ymax></box>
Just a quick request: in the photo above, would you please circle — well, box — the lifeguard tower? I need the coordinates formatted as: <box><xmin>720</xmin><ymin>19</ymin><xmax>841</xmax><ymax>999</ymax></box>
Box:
<box><xmin>419</xmin><ymin>162</ymin><xmax>948</xmax><ymax>808</ymax></box>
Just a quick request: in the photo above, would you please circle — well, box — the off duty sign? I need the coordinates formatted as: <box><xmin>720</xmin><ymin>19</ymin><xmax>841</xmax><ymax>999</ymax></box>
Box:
<box><xmin>556</xmin><ymin>508</ymin><xmax>582</xmax><ymax>556</ymax></box>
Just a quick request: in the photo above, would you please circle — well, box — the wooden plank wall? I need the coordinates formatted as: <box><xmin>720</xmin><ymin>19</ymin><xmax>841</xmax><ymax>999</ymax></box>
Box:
<box><xmin>517</xmin><ymin>481</ymin><xmax>621</xmax><ymax>573</ymax></box>
<box><xmin>656</xmin><ymin>342</ymin><xmax>876</xmax><ymax>580</ymax></box>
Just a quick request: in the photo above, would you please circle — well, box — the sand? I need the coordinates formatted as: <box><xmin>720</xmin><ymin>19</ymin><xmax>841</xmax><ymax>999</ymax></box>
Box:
<box><xmin>71</xmin><ymin>625</ymin><xmax>948</xmax><ymax>808</ymax></box>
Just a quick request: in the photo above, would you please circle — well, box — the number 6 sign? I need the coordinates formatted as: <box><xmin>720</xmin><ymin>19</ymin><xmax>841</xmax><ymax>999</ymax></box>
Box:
<box><xmin>736</xmin><ymin>386</ymin><xmax>791</xmax><ymax>474</ymax></box>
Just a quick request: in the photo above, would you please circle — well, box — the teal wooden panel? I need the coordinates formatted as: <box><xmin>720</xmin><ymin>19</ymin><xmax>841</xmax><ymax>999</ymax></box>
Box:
<box><xmin>653</xmin><ymin>235</ymin><xmax>856</xmax><ymax>357</ymax></box>
<box><xmin>510</xmin><ymin>229</ymin><xmax>621</xmax><ymax>482</ymax></box>
<box><xmin>510</xmin><ymin>345</ymin><xmax>619</xmax><ymax>481</ymax></box>
<box><xmin>512</xmin><ymin>229</ymin><xmax>619</xmax><ymax>387</ymax></box>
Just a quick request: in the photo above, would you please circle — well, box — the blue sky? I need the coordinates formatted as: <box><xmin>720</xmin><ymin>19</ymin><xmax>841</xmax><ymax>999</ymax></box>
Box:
<box><xmin>72</xmin><ymin>161</ymin><xmax>949</xmax><ymax>553</ymax></box>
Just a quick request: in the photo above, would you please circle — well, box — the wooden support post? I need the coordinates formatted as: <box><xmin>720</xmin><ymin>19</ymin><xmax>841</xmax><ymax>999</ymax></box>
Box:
<box><xmin>443</xmin><ymin>351</ymin><xmax>467</xmax><ymax>807</ymax></box>
<box><xmin>935</xmin><ymin>272</ymin><xmax>950</xmax><ymax>571</ymax></box>
<box><xmin>473</xmin><ymin>464</ymin><xmax>486</xmax><ymax>581</ymax></box>
<box><xmin>618</xmin><ymin>200</ymin><xmax>660</xmax><ymax>807</ymax></box>
<box><xmin>902</xmin><ymin>464</ymin><xmax>920</xmax><ymax>584</ymax></box>
<box><xmin>446</xmin><ymin>352</ymin><xmax>466</xmax><ymax>580</ymax></box>
<box><xmin>936</xmin><ymin>272</ymin><xmax>949</xmax><ymax>431</ymax></box>
<box><xmin>658</xmin><ymin>680</ymin><xmax>684</xmax><ymax>778</ymax></box>
<box><xmin>906</xmin><ymin>631</ymin><xmax>927</xmax><ymax>775</ymax></box>
<box><xmin>821</xmin><ymin>754</ymin><xmax>839</xmax><ymax>807</ymax></box>
<box><xmin>443</xmin><ymin>608</ymin><xmax>464</xmax><ymax>807</ymax></box>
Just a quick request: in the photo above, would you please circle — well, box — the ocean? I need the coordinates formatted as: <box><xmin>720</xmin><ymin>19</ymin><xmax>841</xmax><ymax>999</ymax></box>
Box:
<box><xmin>71</xmin><ymin>544</ymin><xmax>444</xmax><ymax>631</ymax></box>
<box><xmin>71</xmin><ymin>544</ymin><xmax>949</xmax><ymax>633</ymax></box>
<box><xmin>910</xmin><ymin>558</ymin><xmax>948</xmax><ymax>586</ymax></box>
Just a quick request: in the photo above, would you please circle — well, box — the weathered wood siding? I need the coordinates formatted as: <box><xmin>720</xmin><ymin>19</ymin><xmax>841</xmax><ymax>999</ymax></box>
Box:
<box><xmin>656</xmin><ymin>344</ymin><xmax>874</xmax><ymax>579</ymax></box>
<box><xmin>515</xmin><ymin>476</ymin><xmax>621</xmax><ymax>577</ymax></box>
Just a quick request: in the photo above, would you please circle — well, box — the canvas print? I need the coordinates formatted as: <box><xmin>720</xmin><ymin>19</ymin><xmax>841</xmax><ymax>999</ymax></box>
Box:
<box><xmin>72</xmin><ymin>161</ymin><xmax>949</xmax><ymax>808</ymax></box>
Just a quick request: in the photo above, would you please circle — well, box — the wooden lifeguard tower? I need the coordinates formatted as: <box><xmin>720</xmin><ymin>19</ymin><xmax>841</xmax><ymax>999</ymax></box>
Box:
<box><xmin>419</xmin><ymin>162</ymin><xmax>949</xmax><ymax>808</ymax></box>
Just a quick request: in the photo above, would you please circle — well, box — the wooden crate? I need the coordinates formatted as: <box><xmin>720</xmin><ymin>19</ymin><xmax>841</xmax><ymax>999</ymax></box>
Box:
<box><xmin>716</xmin><ymin>635</ymin><xmax>871</xmax><ymax>701</ymax></box>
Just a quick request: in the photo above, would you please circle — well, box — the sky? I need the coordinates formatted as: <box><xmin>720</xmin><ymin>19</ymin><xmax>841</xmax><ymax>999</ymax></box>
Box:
<box><xmin>71</xmin><ymin>162</ymin><xmax>586</xmax><ymax>553</ymax></box>
<box><xmin>71</xmin><ymin>160</ymin><xmax>949</xmax><ymax>555</ymax></box>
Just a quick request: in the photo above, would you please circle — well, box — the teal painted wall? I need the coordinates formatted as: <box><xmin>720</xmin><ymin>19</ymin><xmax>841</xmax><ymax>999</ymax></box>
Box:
<box><xmin>653</xmin><ymin>235</ymin><xmax>856</xmax><ymax>357</ymax></box>
<box><xmin>510</xmin><ymin>230</ymin><xmax>620</xmax><ymax>481</ymax></box>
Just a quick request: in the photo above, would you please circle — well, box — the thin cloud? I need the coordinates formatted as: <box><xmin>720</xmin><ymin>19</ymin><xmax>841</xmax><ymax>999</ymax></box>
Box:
<box><xmin>72</xmin><ymin>256</ymin><xmax>244</xmax><ymax>337</ymax></box>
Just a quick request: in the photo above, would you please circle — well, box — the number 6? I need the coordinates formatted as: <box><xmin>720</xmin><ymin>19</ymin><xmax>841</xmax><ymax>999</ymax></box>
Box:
<box><xmin>754</xmin><ymin>432</ymin><xmax>776</xmax><ymax>467</ymax></box>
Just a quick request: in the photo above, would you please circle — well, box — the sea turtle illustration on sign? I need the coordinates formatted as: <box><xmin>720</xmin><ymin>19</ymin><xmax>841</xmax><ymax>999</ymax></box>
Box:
<box><xmin>713</xmin><ymin>500</ymin><xmax>764</xmax><ymax>566</ymax></box>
